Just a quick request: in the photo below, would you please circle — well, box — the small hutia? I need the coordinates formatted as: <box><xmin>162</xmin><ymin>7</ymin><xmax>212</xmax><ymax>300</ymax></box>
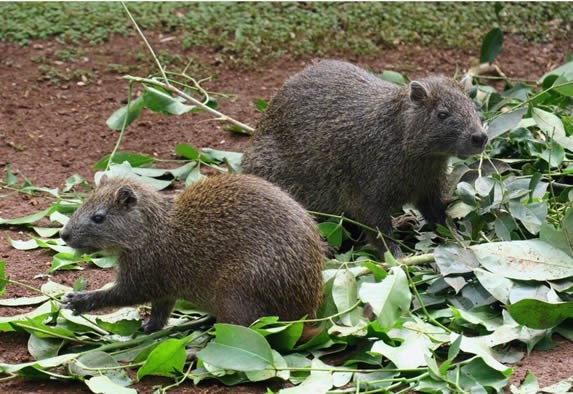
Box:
<box><xmin>60</xmin><ymin>174</ymin><xmax>324</xmax><ymax>333</ymax></box>
<box><xmin>242</xmin><ymin>59</ymin><xmax>488</xmax><ymax>257</ymax></box>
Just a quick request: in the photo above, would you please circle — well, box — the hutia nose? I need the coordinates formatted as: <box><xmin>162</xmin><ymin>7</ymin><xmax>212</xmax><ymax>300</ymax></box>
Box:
<box><xmin>60</xmin><ymin>228</ymin><xmax>71</xmax><ymax>243</ymax></box>
<box><xmin>470</xmin><ymin>131</ymin><xmax>488</xmax><ymax>148</ymax></box>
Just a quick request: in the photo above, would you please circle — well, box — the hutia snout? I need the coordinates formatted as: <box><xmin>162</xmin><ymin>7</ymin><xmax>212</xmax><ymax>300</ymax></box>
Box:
<box><xmin>470</xmin><ymin>129</ymin><xmax>488</xmax><ymax>149</ymax></box>
<box><xmin>60</xmin><ymin>227</ymin><xmax>71</xmax><ymax>243</ymax></box>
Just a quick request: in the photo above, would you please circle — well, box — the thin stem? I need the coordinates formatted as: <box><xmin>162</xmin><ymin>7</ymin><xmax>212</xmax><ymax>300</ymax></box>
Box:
<box><xmin>486</xmin><ymin>81</ymin><xmax>573</xmax><ymax>123</ymax></box>
<box><xmin>107</xmin><ymin>82</ymin><xmax>133</xmax><ymax>170</ymax></box>
<box><xmin>91</xmin><ymin>316</ymin><xmax>213</xmax><ymax>354</ymax></box>
<box><xmin>280</xmin><ymin>300</ymin><xmax>361</xmax><ymax>325</ymax></box>
<box><xmin>73</xmin><ymin>362</ymin><xmax>145</xmax><ymax>372</ymax></box>
<box><xmin>308</xmin><ymin>211</ymin><xmax>417</xmax><ymax>254</ymax></box>
<box><xmin>402</xmin><ymin>266</ymin><xmax>451</xmax><ymax>333</ymax></box>
<box><xmin>124</xmin><ymin>75</ymin><xmax>254</xmax><ymax>134</ymax></box>
<box><xmin>7</xmin><ymin>279</ymin><xmax>61</xmax><ymax>302</ymax></box>
<box><xmin>400</xmin><ymin>253</ymin><xmax>434</xmax><ymax>266</ymax></box>
<box><xmin>121</xmin><ymin>2</ymin><xmax>168</xmax><ymax>84</ymax></box>
<box><xmin>473</xmin><ymin>75</ymin><xmax>537</xmax><ymax>83</ymax></box>
<box><xmin>272</xmin><ymin>366</ymin><xmax>426</xmax><ymax>374</ymax></box>
<box><xmin>14</xmin><ymin>321</ymin><xmax>95</xmax><ymax>344</ymax></box>
<box><xmin>159</xmin><ymin>359</ymin><xmax>195</xmax><ymax>393</ymax></box>
<box><xmin>12</xmin><ymin>278</ymin><xmax>110</xmax><ymax>337</ymax></box>
<box><xmin>0</xmin><ymin>374</ymin><xmax>18</xmax><ymax>382</ymax></box>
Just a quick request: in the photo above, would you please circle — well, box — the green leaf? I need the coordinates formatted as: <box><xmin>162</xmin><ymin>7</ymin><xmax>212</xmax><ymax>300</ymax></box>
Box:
<box><xmin>28</xmin><ymin>335</ymin><xmax>63</xmax><ymax>360</ymax></box>
<box><xmin>59</xmin><ymin>309</ymin><xmax>109</xmax><ymax>334</ymax></box>
<box><xmin>540</xmin><ymin>375</ymin><xmax>573</xmax><ymax>393</ymax></box>
<box><xmin>533</xmin><ymin>108</ymin><xmax>573</xmax><ymax>152</ymax></box>
<box><xmin>538</xmin><ymin>141</ymin><xmax>565</xmax><ymax>168</ymax></box>
<box><xmin>540</xmin><ymin>60</ymin><xmax>573</xmax><ymax>84</ymax></box>
<box><xmin>93</xmin><ymin>152</ymin><xmax>154</xmax><ymax>170</ymax></box>
<box><xmin>507</xmin><ymin>299</ymin><xmax>573</xmax><ymax>329</ymax></box>
<box><xmin>449</xmin><ymin>357</ymin><xmax>508</xmax><ymax>392</ymax></box>
<box><xmin>44</xmin><ymin>280</ymin><xmax>74</xmax><ymax>295</ymax></box>
<box><xmin>106</xmin><ymin>95</ymin><xmax>145</xmax><ymax>131</ymax></box>
<box><xmin>456</xmin><ymin>182</ymin><xmax>477</xmax><ymax>205</ymax></box>
<box><xmin>0</xmin><ymin>295</ymin><xmax>48</xmax><ymax>307</ymax></box>
<box><xmin>318</xmin><ymin>221</ymin><xmax>343</xmax><ymax>248</ymax></box>
<box><xmin>517</xmin><ymin>372</ymin><xmax>540</xmax><ymax>393</ymax></box>
<box><xmin>494</xmin><ymin>213</ymin><xmax>517</xmax><ymax>241</ymax></box>
<box><xmin>447</xmin><ymin>335</ymin><xmax>462</xmax><ymax>361</ymax></box>
<box><xmin>33</xmin><ymin>227</ymin><xmax>61</xmax><ymax>238</ymax></box>
<box><xmin>255</xmin><ymin>98</ymin><xmax>268</xmax><ymax>112</ymax></box>
<box><xmin>128</xmin><ymin>163</ymin><xmax>196</xmax><ymax>181</ymax></box>
<box><xmin>143</xmin><ymin>86</ymin><xmax>195</xmax><ymax>115</ymax></box>
<box><xmin>508</xmin><ymin>200</ymin><xmax>547</xmax><ymax>235</ymax></box>
<box><xmin>223</xmin><ymin>123</ymin><xmax>252</xmax><ymax>135</ymax></box>
<box><xmin>378</xmin><ymin>70</ymin><xmax>406</xmax><ymax>85</ymax></box>
<box><xmin>4</xmin><ymin>164</ymin><xmax>17</xmax><ymax>186</ymax></box>
<box><xmin>332</xmin><ymin>269</ymin><xmax>361</xmax><ymax>326</ymax></box>
<box><xmin>137</xmin><ymin>336</ymin><xmax>189</xmax><ymax>379</ymax></box>
<box><xmin>201</xmin><ymin>148</ymin><xmax>243</xmax><ymax>172</ymax></box>
<box><xmin>475</xmin><ymin>176</ymin><xmax>495</xmax><ymax>197</ymax></box>
<box><xmin>97</xmin><ymin>162</ymin><xmax>173</xmax><ymax>191</ymax></box>
<box><xmin>175</xmin><ymin>142</ymin><xmax>203</xmax><ymax>160</ymax></box>
<box><xmin>480</xmin><ymin>27</ymin><xmax>503</xmax><ymax>63</ymax></box>
<box><xmin>415</xmin><ymin>375</ymin><xmax>449</xmax><ymax>392</ymax></box>
<box><xmin>487</xmin><ymin>108</ymin><xmax>526</xmax><ymax>139</ymax></box>
<box><xmin>184</xmin><ymin>164</ymin><xmax>206</xmax><ymax>186</ymax></box>
<box><xmin>0</xmin><ymin>301</ymin><xmax>52</xmax><ymax>332</ymax></box>
<box><xmin>245</xmin><ymin>350</ymin><xmax>289</xmax><ymax>382</ymax></box>
<box><xmin>0</xmin><ymin>207</ymin><xmax>53</xmax><ymax>225</ymax></box>
<box><xmin>197</xmin><ymin>324</ymin><xmax>273</xmax><ymax>372</ymax></box>
<box><xmin>358</xmin><ymin>266</ymin><xmax>411</xmax><ymax>328</ymax></box>
<box><xmin>280</xmin><ymin>359</ymin><xmax>334</xmax><ymax>394</ymax></box>
<box><xmin>434</xmin><ymin>244</ymin><xmax>480</xmax><ymax>275</ymax></box>
<box><xmin>452</xmin><ymin>306</ymin><xmax>503</xmax><ymax>331</ymax></box>
<box><xmin>9</xmin><ymin>238</ymin><xmax>39</xmax><ymax>250</ymax></box>
<box><xmin>361</xmin><ymin>261</ymin><xmax>387</xmax><ymax>281</ymax></box>
<box><xmin>540</xmin><ymin>206</ymin><xmax>573</xmax><ymax>255</ymax></box>
<box><xmin>471</xmin><ymin>240</ymin><xmax>573</xmax><ymax>281</ymax></box>
<box><xmin>456</xmin><ymin>333</ymin><xmax>512</xmax><ymax>372</ymax></box>
<box><xmin>0</xmin><ymin>353</ymin><xmax>78</xmax><ymax>375</ymax></box>
<box><xmin>260</xmin><ymin>322</ymin><xmax>304</xmax><ymax>352</ymax></box>
<box><xmin>13</xmin><ymin>319</ymin><xmax>76</xmax><ymax>340</ymax></box>
<box><xmin>95</xmin><ymin>308</ymin><xmax>141</xmax><ymax>336</ymax></box>
<box><xmin>552</xmin><ymin>75</ymin><xmax>573</xmax><ymax>96</ymax></box>
<box><xmin>371</xmin><ymin>319</ymin><xmax>446</xmax><ymax>369</ymax></box>
<box><xmin>34</xmin><ymin>238</ymin><xmax>76</xmax><ymax>254</ymax></box>
<box><xmin>91</xmin><ymin>255</ymin><xmax>117</xmax><ymax>269</ymax></box>
<box><xmin>49</xmin><ymin>252</ymin><xmax>87</xmax><ymax>273</ymax></box>
<box><xmin>70</xmin><ymin>351</ymin><xmax>132</xmax><ymax>387</ymax></box>
<box><xmin>473</xmin><ymin>268</ymin><xmax>513</xmax><ymax>304</ymax></box>
<box><xmin>63</xmin><ymin>174</ymin><xmax>89</xmax><ymax>193</ymax></box>
<box><xmin>85</xmin><ymin>376</ymin><xmax>137</xmax><ymax>394</ymax></box>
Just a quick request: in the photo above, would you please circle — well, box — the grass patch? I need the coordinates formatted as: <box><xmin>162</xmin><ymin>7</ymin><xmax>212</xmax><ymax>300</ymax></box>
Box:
<box><xmin>0</xmin><ymin>2</ymin><xmax>571</xmax><ymax>65</ymax></box>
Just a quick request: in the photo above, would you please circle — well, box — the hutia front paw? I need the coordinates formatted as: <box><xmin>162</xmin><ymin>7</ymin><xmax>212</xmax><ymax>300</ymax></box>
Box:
<box><xmin>141</xmin><ymin>319</ymin><xmax>164</xmax><ymax>333</ymax></box>
<box><xmin>61</xmin><ymin>292</ymin><xmax>95</xmax><ymax>315</ymax></box>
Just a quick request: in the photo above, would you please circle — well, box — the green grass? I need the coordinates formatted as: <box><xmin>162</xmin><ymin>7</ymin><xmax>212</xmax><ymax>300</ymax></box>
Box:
<box><xmin>0</xmin><ymin>2</ymin><xmax>571</xmax><ymax>65</ymax></box>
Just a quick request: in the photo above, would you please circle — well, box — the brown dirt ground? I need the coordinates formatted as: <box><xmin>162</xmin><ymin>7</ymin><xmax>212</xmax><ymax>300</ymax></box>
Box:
<box><xmin>0</xmin><ymin>31</ymin><xmax>572</xmax><ymax>393</ymax></box>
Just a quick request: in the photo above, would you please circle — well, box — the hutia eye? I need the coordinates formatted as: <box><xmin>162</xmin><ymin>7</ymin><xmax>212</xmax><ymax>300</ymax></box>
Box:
<box><xmin>437</xmin><ymin>111</ymin><xmax>449</xmax><ymax>120</ymax></box>
<box><xmin>91</xmin><ymin>214</ymin><xmax>105</xmax><ymax>224</ymax></box>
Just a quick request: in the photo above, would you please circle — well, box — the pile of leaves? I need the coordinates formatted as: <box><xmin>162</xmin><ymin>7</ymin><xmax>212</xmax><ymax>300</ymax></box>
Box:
<box><xmin>1</xmin><ymin>25</ymin><xmax>573</xmax><ymax>394</ymax></box>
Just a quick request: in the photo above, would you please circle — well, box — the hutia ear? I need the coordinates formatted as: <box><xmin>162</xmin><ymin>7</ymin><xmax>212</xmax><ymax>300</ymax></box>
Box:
<box><xmin>409</xmin><ymin>81</ymin><xmax>428</xmax><ymax>103</ymax></box>
<box><xmin>115</xmin><ymin>185</ymin><xmax>137</xmax><ymax>209</ymax></box>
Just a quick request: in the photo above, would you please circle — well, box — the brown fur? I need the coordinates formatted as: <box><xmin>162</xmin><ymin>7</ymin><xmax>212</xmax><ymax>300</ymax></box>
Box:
<box><xmin>60</xmin><ymin>174</ymin><xmax>324</xmax><ymax>333</ymax></box>
<box><xmin>242</xmin><ymin>60</ymin><xmax>488</xmax><ymax>256</ymax></box>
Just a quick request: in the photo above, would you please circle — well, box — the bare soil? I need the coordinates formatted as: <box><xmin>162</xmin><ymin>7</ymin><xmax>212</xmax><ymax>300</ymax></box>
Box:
<box><xmin>0</xmin><ymin>32</ymin><xmax>572</xmax><ymax>393</ymax></box>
